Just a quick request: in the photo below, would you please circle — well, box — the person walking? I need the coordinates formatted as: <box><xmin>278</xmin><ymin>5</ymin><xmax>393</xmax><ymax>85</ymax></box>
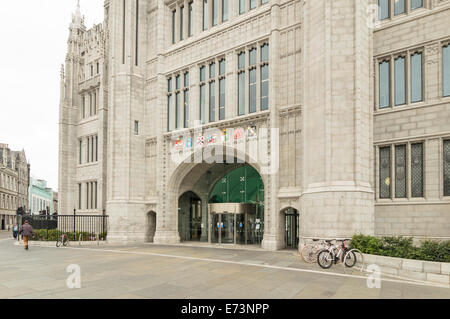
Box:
<box><xmin>12</xmin><ymin>224</ymin><xmax>18</xmax><ymax>239</ymax></box>
<box><xmin>18</xmin><ymin>221</ymin><xmax>34</xmax><ymax>250</ymax></box>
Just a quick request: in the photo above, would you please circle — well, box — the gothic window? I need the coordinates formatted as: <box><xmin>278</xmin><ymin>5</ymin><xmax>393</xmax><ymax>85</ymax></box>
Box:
<box><xmin>238</xmin><ymin>52</ymin><xmax>246</xmax><ymax>116</ymax></box>
<box><xmin>261</xmin><ymin>44</ymin><xmax>269</xmax><ymax>111</ymax></box>
<box><xmin>176</xmin><ymin>75</ymin><xmax>181</xmax><ymax>129</ymax></box>
<box><xmin>395</xmin><ymin>0</ymin><xmax>405</xmax><ymax>15</ymax></box>
<box><xmin>180</xmin><ymin>6</ymin><xmax>184</xmax><ymax>41</ymax></box>
<box><xmin>443</xmin><ymin>44</ymin><xmax>450</xmax><ymax>97</ymax></box>
<box><xmin>176</xmin><ymin>92</ymin><xmax>181</xmax><ymax>129</ymax></box>
<box><xmin>411</xmin><ymin>0</ymin><xmax>422</xmax><ymax>10</ymax></box>
<box><xmin>411</xmin><ymin>143</ymin><xmax>423</xmax><ymax>198</ymax></box>
<box><xmin>209</xmin><ymin>63</ymin><xmax>216</xmax><ymax>123</ymax></box>
<box><xmin>89</xmin><ymin>93</ymin><xmax>93</xmax><ymax>116</ymax></box>
<box><xmin>410</xmin><ymin>52</ymin><xmax>423</xmax><ymax>103</ymax></box>
<box><xmin>379</xmin><ymin>146</ymin><xmax>391</xmax><ymax>199</ymax></box>
<box><xmin>134</xmin><ymin>121</ymin><xmax>139</xmax><ymax>135</ymax></box>
<box><xmin>200</xmin><ymin>66</ymin><xmax>206</xmax><ymax>124</ymax></box>
<box><xmin>239</xmin><ymin>0</ymin><xmax>246</xmax><ymax>14</ymax></box>
<box><xmin>82</xmin><ymin>95</ymin><xmax>86</xmax><ymax>119</ymax></box>
<box><xmin>219</xmin><ymin>59</ymin><xmax>226</xmax><ymax>121</ymax></box>
<box><xmin>93</xmin><ymin>91</ymin><xmax>97</xmax><ymax>114</ymax></box>
<box><xmin>249</xmin><ymin>48</ymin><xmax>257</xmax><ymax>114</ymax></box>
<box><xmin>222</xmin><ymin>0</ymin><xmax>228</xmax><ymax>21</ymax></box>
<box><xmin>394</xmin><ymin>56</ymin><xmax>406</xmax><ymax>106</ymax></box>
<box><xmin>86</xmin><ymin>182</ymin><xmax>90</xmax><ymax>210</ymax></box>
<box><xmin>88</xmin><ymin>137</ymin><xmax>91</xmax><ymax>163</ymax></box>
<box><xmin>444</xmin><ymin>140</ymin><xmax>450</xmax><ymax>196</ymax></box>
<box><xmin>212</xmin><ymin>0</ymin><xmax>218</xmax><ymax>26</ymax></box>
<box><xmin>188</xmin><ymin>2</ymin><xmax>193</xmax><ymax>37</ymax></box>
<box><xmin>172</xmin><ymin>10</ymin><xmax>176</xmax><ymax>44</ymax></box>
<box><xmin>249</xmin><ymin>69</ymin><xmax>257</xmax><ymax>113</ymax></box>
<box><xmin>79</xmin><ymin>139</ymin><xmax>82</xmax><ymax>164</ymax></box>
<box><xmin>379</xmin><ymin>0</ymin><xmax>389</xmax><ymax>20</ymax></box>
<box><xmin>184</xmin><ymin>72</ymin><xmax>190</xmax><ymax>128</ymax></box>
<box><xmin>395</xmin><ymin>145</ymin><xmax>406</xmax><ymax>198</ymax></box>
<box><xmin>203</xmin><ymin>0</ymin><xmax>208</xmax><ymax>30</ymax></box>
<box><xmin>209</xmin><ymin>62</ymin><xmax>216</xmax><ymax>78</ymax></box>
<box><xmin>379</xmin><ymin>60</ymin><xmax>390</xmax><ymax>108</ymax></box>
<box><xmin>167</xmin><ymin>78</ymin><xmax>173</xmax><ymax>132</ymax></box>
<box><xmin>209</xmin><ymin>63</ymin><xmax>216</xmax><ymax>122</ymax></box>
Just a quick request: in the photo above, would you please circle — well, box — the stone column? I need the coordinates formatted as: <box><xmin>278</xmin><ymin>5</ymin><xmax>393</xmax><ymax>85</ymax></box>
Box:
<box><xmin>261</xmin><ymin>0</ymin><xmax>283</xmax><ymax>251</ymax></box>
<box><xmin>300</xmin><ymin>0</ymin><xmax>375</xmax><ymax>240</ymax></box>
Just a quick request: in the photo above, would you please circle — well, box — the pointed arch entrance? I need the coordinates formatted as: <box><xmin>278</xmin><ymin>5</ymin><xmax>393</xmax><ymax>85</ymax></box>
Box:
<box><xmin>177</xmin><ymin>163</ymin><xmax>265</xmax><ymax>246</ymax></box>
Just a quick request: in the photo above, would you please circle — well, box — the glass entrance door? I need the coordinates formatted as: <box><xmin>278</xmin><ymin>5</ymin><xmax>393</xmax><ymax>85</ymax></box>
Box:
<box><xmin>221</xmin><ymin>214</ymin><xmax>235</xmax><ymax>244</ymax></box>
<box><xmin>285</xmin><ymin>212</ymin><xmax>299</xmax><ymax>248</ymax></box>
<box><xmin>236</xmin><ymin>214</ymin><xmax>245</xmax><ymax>245</ymax></box>
<box><xmin>211</xmin><ymin>213</ymin><xmax>220</xmax><ymax>244</ymax></box>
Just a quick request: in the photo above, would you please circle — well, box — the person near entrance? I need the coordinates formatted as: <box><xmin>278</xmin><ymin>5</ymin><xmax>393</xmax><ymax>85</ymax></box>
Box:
<box><xmin>18</xmin><ymin>221</ymin><xmax>34</xmax><ymax>250</ymax></box>
<box><xmin>12</xmin><ymin>224</ymin><xmax>18</xmax><ymax>239</ymax></box>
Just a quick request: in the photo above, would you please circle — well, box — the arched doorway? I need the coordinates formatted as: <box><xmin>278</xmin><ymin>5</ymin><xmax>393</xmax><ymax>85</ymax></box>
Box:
<box><xmin>146</xmin><ymin>211</ymin><xmax>156</xmax><ymax>243</ymax></box>
<box><xmin>178</xmin><ymin>191</ymin><xmax>203</xmax><ymax>242</ymax></box>
<box><xmin>282</xmin><ymin>208</ymin><xmax>299</xmax><ymax>249</ymax></box>
<box><xmin>208</xmin><ymin>165</ymin><xmax>265</xmax><ymax>246</ymax></box>
<box><xmin>176</xmin><ymin>164</ymin><xmax>265</xmax><ymax>246</ymax></box>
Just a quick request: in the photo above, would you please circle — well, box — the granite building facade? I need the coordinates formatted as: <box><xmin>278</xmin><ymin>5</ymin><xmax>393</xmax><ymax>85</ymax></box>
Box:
<box><xmin>59</xmin><ymin>0</ymin><xmax>450</xmax><ymax>250</ymax></box>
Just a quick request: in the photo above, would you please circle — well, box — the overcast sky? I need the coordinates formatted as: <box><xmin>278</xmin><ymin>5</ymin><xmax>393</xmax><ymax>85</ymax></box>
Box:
<box><xmin>0</xmin><ymin>0</ymin><xmax>104</xmax><ymax>191</ymax></box>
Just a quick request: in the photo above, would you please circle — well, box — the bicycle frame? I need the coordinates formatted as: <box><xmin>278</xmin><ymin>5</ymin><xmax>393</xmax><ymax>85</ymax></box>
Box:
<box><xmin>323</xmin><ymin>241</ymin><xmax>347</xmax><ymax>264</ymax></box>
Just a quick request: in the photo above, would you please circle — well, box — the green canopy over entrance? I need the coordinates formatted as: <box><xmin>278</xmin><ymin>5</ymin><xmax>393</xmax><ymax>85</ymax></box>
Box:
<box><xmin>178</xmin><ymin>165</ymin><xmax>265</xmax><ymax>245</ymax></box>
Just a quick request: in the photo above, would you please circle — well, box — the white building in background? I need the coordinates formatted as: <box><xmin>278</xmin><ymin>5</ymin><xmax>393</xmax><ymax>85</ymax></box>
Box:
<box><xmin>29</xmin><ymin>177</ymin><xmax>53</xmax><ymax>215</ymax></box>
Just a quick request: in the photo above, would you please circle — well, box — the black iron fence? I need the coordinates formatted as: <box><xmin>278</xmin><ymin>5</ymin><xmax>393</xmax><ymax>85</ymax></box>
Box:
<box><xmin>18</xmin><ymin>214</ymin><xmax>108</xmax><ymax>242</ymax></box>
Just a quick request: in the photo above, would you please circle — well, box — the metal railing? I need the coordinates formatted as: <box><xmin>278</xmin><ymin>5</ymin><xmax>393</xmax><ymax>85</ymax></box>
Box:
<box><xmin>18</xmin><ymin>214</ymin><xmax>108</xmax><ymax>242</ymax></box>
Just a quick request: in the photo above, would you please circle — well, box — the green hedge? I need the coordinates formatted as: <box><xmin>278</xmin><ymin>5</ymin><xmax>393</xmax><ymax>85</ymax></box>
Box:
<box><xmin>30</xmin><ymin>229</ymin><xmax>107</xmax><ymax>241</ymax></box>
<box><xmin>350</xmin><ymin>234</ymin><xmax>450</xmax><ymax>263</ymax></box>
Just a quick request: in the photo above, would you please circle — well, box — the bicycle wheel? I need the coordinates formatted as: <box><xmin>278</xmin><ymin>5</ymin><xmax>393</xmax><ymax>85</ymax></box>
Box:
<box><xmin>301</xmin><ymin>245</ymin><xmax>317</xmax><ymax>263</ymax></box>
<box><xmin>344</xmin><ymin>250</ymin><xmax>356</xmax><ymax>268</ymax></box>
<box><xmin>63</xmin><ymin>238</ymin><xmax>69</xmax><ymax>247</ymax></box>
<box><xmin>317</xmin><ymin>250</ymin><xmax>334</xmax><ymax>269</ymax></box>
<box><xmin>56</xmin><ymin>239</ymin><xmax>62</xmax><ymax>248</ymax></box>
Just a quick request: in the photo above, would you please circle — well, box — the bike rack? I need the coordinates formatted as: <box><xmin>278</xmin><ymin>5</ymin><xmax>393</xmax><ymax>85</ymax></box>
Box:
<box><xmin>300</xmin><ymin>237</ymin><xmax>365</xmax><ymax>273</ymax></box>
<box><xmin>343</xmin><ymin>249</ymin><xmax>365</xmax><ymax>272</ymax></box>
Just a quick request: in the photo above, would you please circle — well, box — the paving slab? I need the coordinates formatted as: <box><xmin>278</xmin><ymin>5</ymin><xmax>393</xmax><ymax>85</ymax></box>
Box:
<box><xmin>0</xmin><ymin>239</ymin><xmax>449</xmax><ymax>299</ymax></box>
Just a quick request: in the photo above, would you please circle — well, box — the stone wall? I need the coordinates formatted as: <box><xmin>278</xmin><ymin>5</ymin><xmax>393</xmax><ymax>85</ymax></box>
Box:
<box><xmin>373</xmin><ymin>3</ymin><xmax>450</xmax><ymax>240</ymax></box>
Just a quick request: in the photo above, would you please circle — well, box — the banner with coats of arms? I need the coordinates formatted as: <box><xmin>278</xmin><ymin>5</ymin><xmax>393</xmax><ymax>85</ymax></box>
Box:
<box><xmin>172</xmin><ymin>126</ymin><xmax>258</xmax><ymax>152</ymax></box>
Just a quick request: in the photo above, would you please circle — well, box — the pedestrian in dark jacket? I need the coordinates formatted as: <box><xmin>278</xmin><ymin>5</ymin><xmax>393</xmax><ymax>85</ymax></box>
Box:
<box><xmin>18</xmin><ymin>221</ymin><xmax>34</xmax><ymax>250</ymax></box>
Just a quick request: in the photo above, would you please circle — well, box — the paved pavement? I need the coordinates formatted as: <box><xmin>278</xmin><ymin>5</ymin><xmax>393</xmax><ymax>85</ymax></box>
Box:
<box><xmin>0</xmin><ymin>232</ymin><xmax>449</xmax><ymax>299</ymax></box>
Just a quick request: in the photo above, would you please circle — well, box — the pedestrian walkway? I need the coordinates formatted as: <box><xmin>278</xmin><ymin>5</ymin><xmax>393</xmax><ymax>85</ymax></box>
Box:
<box><xmin>0</xmin><ymin>238</ymin><xmax>448</xmax><ymax>299</ymax></box>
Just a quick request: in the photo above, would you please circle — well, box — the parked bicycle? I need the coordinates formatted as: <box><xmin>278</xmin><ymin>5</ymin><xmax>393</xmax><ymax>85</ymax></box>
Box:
<box><xmin>301</xmin><ymin>239</ymin><xmax>329</xmax><ymax>263</ymax></box>
<box><xmin>317</xmin><ymin>239</ymin><xmax>356</xmax><ymax>269</ymax></box>
<box><xmin>56</xmin><ymin>233</ymin><xmax>69</xmax><ymax>247</ymax></box>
